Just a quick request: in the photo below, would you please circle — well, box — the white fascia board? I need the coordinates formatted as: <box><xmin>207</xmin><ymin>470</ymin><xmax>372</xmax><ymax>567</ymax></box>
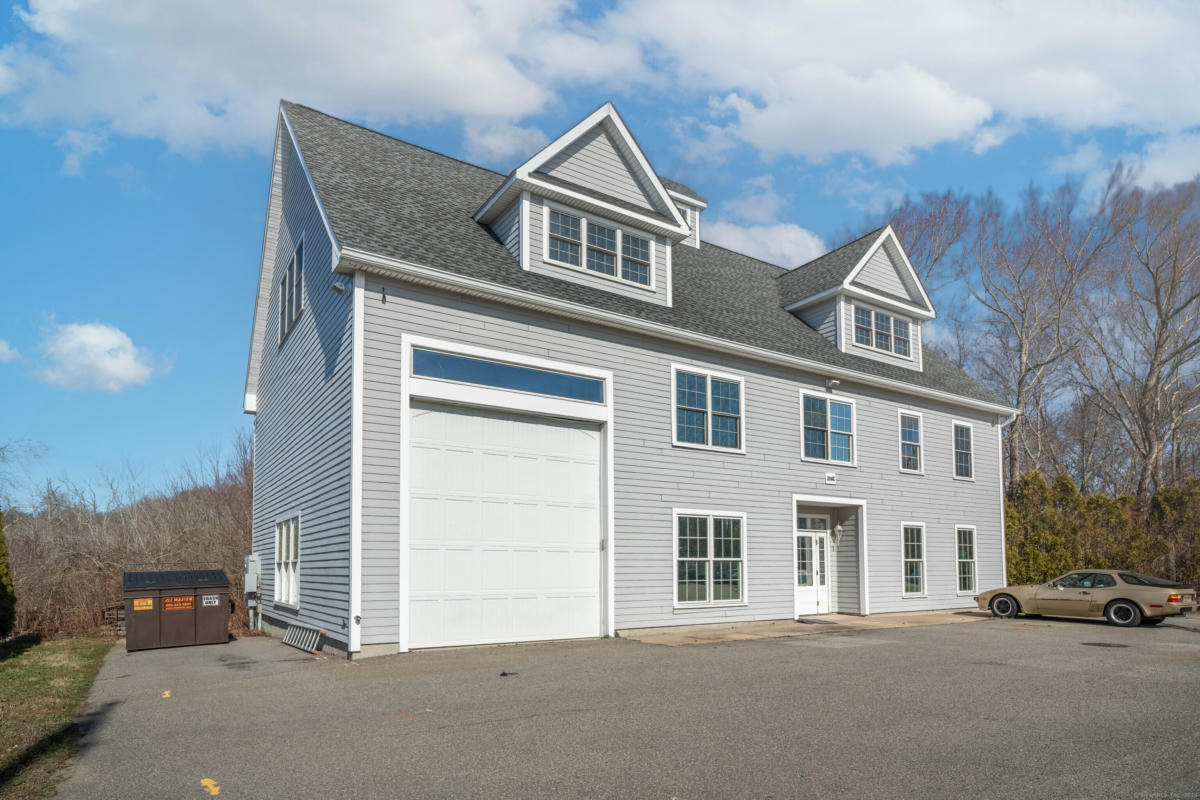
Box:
<box><xmin>476</xmin><ymin>102</ymin><xmax>688</xmax><ymax>232</ymax></box>
<box><xmin>841</xmin><ymin>286</ymin><xmax>936</xmax><ymax>320</ymax></box>
<box><xmin>243</xmin><ymin>104</ymin><xmax>343</xmax><ymax>412</ymax></box>
<box><xmin>667</xmin><ymin>190</ymin><xmax>707</xmax><ymax>209</ymax></box>
<box><xmin>338</xmin><ymin>246</ymin><xmax>1018</xmax><ymax>417</ymax></box>
<box><xmin>843</xmin><ymin>226</ymin><xmax>935</xmax><ymax>316</ymax></box>
<box><xmin>525</xmin><ymin>176</ymin><xmax>690</xmax><ymax>238</ymax></box>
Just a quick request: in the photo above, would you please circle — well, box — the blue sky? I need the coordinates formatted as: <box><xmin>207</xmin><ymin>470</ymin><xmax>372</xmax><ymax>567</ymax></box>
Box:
<box><xmin>2</xmin><ymin>0</ymin><xmax>1198</xmax><ymax>508</ymax></box>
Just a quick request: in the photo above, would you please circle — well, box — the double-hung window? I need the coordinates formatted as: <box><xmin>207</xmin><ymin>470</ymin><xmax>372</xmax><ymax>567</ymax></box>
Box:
<box><xmin>902</xmin><ymin>524</ymin><xmax>925</xmax><ymax>596</ymax></box>
<box><xmin>546</xmin><ymin>206</ymin><xmax>653</xmax><ymax>287</ymax></box>
<box><xmin>275</xmin><ymin>515</ymin><xmax>300</xmax><ymax>606</ymax></box>
<box><xmin>853</xmin><ymin>304</ymin><xmax>911</xmax><ymax>357</ymax></box>
<box><xmin>801</xmin><ymin>394</ymin><xmax>854</xmax><ymax>464</ymax></box>
<box><xmin>953</xmin><ymin>422</ymin><xmax>974</xmax><ymax>479</ymax></box>
<box><xmin>676</xmin><ymin>512</ymin><xmax>745</xmax><ymax>605</ymax></box>
<box><xmin>899</xmin><ymin>411</ymin><xmax>922</xmax><ymax>473</ymax></box>
<box><xmin>673</xmin><ymin>367</ymin><xmax>743</xmax><ymax>450</ymax></box>
<box><xmin>956</xmin><ymin>527</ymin><xmax>976</xmax><ymax>593</ymax></box>
<box><xmin>278</xmin><ymin>241</ymin><xmax>303</xmax><ymax>343</ymax></box>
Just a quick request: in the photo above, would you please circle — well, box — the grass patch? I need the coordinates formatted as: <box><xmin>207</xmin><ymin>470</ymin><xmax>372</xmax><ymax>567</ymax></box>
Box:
<box><xmin>0</xmin><ymin>635</ymin><xmax>113</xmax><ymax>799</ymax></box>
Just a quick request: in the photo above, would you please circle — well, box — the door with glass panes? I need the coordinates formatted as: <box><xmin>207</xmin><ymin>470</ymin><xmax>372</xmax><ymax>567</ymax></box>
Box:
<box><xmin>795</xmin><ymin>515</ymin><xmax>831</xmax><ymax>616</ymax></box>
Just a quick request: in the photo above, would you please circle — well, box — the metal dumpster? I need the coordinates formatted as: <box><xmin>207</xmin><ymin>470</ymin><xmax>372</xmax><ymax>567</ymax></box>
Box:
<box><xmin>123</xmin><ymin>570</ymin><xmax>231</xmax><ymax>652</ymax></box>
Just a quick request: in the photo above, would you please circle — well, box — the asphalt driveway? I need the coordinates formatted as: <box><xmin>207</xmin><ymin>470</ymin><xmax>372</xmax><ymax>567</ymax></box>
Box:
<box><xmin>59</xmin><ymin>615</ymin><xmax>1200</xmax><ymax>799</ymax></box>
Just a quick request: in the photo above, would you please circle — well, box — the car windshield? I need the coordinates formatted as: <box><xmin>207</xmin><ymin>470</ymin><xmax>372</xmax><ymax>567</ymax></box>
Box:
<box><xmin>1118</xmin><ymin>572</ymin><xmax>1178</xmax><ymax>587</ymax></box>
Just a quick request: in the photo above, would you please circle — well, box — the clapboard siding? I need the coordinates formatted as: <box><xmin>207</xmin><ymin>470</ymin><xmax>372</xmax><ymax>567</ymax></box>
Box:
<box><xmin>543</xmin><ymin>123</ymin><xmax>661</xmax><ymax>214</ymax></box>
<box><xmin>253</xmin><ymin>133</ymin><xmax>353</xmax><ymax>647</ymax></box>
<box><xmin>492</xmin><ymin>199</ymin><xmax>521</xmax><ymax>261</ymax></box>
<box><xmin>853</xmin><ymin>246</ymin><xmax>908</xmax><ymax>298</ymax></box>
<box><xmin>357</xmin><ymin>277</ymin><xmax>1004</xmax><ymax>638</ymax></box>
<box><xmin>796</xmin><ymin>297</ymin><xmax>838</xmax><ymax>346</ymax></box>
<box><xmin>842</xmin><ymin>299</ymin><xmax>924</xmax><ymax>372</ymax></box>
<box><xmin>526</xmin><ymin>195</ymin><xmax>672</xmax><ymax>306</ymax></box>
<box><xmin>677</xmin><ymin>203</ymin><xmax>700</xmax><ymax>248</ymax></box>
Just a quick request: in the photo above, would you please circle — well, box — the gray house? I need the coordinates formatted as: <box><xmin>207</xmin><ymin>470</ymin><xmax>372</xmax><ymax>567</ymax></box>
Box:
<box><xmin>244</xmin><ymin>101</ymin><xmax>1016</xmax><ymax>657</ymax></box>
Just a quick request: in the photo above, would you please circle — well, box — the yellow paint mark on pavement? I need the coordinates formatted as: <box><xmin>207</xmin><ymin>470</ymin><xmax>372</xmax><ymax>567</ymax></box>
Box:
<box><xmin>201</xmin><ymin>778</ymin><xmax>220</xmax><ymax>795</ymax></box>
<box><xmin>161</xmin><ymin>690</ymin><xmax>171</xmax><ymax>698</ymax></box>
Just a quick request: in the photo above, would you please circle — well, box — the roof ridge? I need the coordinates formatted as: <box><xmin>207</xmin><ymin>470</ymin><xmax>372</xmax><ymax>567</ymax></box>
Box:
<box><xmin>281</xmin><ymin>100</ymin><xmax>509</xmax><ymax>179</ymax></box>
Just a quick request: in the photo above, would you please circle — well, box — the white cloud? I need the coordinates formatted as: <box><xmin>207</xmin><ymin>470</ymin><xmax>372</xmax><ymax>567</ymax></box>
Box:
<box><xmin>705</xmin><ymin>220</ymin><xmax>825</xmax><ymax>269</ymax></box>
<box><xmin>3</xmin><ymin>0</ymin><xmax>1200</xmax><ymax>174</ymax></box>
<box><xmin>462</xmin><ymin>119</ymin><xmax>548</xmax><ymax>166</ymax></box>
<box><xmin>1127</xmin><ymin>132</ymin><xmax>1200</xmax><ymax>189</ymax></box>
<box><xmin>1049</xmin><ymin>140</ymin><xmax>1104</xmax><ymax>175</ymax></box>
<box><xmin>0</xmin><ymin>340</ymin><xmax>19</xmax><ymax>363</ymax></box>
<box><xmin>34</xmin><ymin>322</ymin><xmax>167</xmax><ymax>392</ymax></box>
<box><xmin>724</xmin><ymin>174</ymin><xmax>785</xmax><ymax>225</ymax></box>
<box><xmin>57</xmin><ymin>128</ymin><xmax>106</xmax><ymax>175</ymax></box>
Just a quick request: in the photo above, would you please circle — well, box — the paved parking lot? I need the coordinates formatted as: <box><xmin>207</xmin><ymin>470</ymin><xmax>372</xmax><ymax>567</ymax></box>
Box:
<box><xmin>61</xmin><ymin>615</ymin><xmax>1200</xmax><ymax>799</ymax></box>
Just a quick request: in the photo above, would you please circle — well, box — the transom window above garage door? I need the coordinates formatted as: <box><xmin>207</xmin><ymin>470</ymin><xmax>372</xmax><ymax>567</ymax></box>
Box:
<box><xmin>412</xmin><ymin>348</ymin><xmax>605</xmax><ymax>403</ymax></box>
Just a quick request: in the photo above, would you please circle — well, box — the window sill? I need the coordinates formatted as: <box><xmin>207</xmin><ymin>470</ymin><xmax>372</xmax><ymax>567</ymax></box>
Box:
<box><xmin>953</xmin><ymin>476</ymin><xmax>976</xmax><ymax>483</ymax></box>
<box><xmin>901</xmin><ymin>594</ymin><xmax>927</xmax><ymax>600</ymax></box>
<box><xmin>673</xmin><ymin>602</ymin><xmax>750</xmax><ymax>612</ymax></box>
<box><xmin>956</xmin><ymin>591</ymin><xmax>977</xmax><ymax>597</ymax></box>
<box><xmin>273</xmin><ymin>601</ymin><xmax>300</xmax><ymax>612</ymax></box>
<box><xmin>671</xmin><ymin>440</ymin><xmax>746</xmax><ymax>455</ymax></box>
<box><xmin>543</xmin><ymin>254</ymin><xmax>656</xmax><ymax>293</ymax></box>
<box><xmin>898</xmin><ymin>468</ymin><xmax>924</xmax><ymax>476</ymax></box>
<box><xmin>801</xmin><ymin>456</ymin><xmax>857</xmax><ymax>469</ymax></box>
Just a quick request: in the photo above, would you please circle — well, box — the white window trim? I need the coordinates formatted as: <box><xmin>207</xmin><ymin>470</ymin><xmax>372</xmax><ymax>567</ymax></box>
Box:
<box><xmin>849</xmin><ymin>301</ymin><xmax>915</xmax><ymax>362</ymax></box>
<box><xmin>897</xmin><ymin>408</ymin><xmax>924</xmax><ymax>475</ymax></box>
<box><xmin>273</xmin><ymin>510</ymin><xmax>302</xmax><ymax>609</ymax></box>
<box><xmin>956</xmin><ymin>525</ymin><xmax>978</xmax><ymax>596</ymax></box>
<box><xmin>672</xmin><ymin>508</ymin><xmax>749</xmax><ymax>609</ymax></box>
<box><xmin>670</xmin><ymin>364</ymin><xmax>747</xmax><ymax>454</ymax></box>
<box><xmin>900</xmin><ymin>521</ymin><xmax>926</xmax><ymax>599</ymax></box>
<box><xmin>799</xmin><ymin>390</ymin><xmax>857</xmax><ymax>467</ymax></box>
<box><xmin>541</xmin><ymin>199</ymin><xmax>657</xmax><ymax>292</ymax></box>
<box><xmin>277</xmin><ymin>233</ymin><xmax>305</xmax><ymax>346</ymax></box>
<box><xmin>952</xmin><ymin>419</ymin><xmax>976</xmax><ymax>482</ymax></box>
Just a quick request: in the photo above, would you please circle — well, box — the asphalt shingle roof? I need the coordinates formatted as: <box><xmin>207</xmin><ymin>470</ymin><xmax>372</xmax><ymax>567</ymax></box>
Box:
<box><xmin>282</xmin><ymin>102</ymin><xmax>1004</xmax><ymax>407</ymax></box>
<box><xmin>659</xmin><ymin>176</ymin><xmax>705</xmax><ymax>204</ymax></box>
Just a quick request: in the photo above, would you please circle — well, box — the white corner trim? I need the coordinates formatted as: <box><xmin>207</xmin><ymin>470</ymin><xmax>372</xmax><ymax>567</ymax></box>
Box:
<box><xmin>337</xmin><ymin>246</ymin><xmax>1019</xmax><ymax>417</ymax></box>
<box><xmin>665</xmin><ymin>238</ymin><xmax>673</xmax><ymax>307</ymax></box>
<box><xmin>997</xmin><ymin>424</ymin><xmax>1008</xmax><ymax>586</ymax></box>
<box><xmin>519</xmin><ymin>191</ymin><xmax>531</xmax><ymax>271</ymax></box>
<box><xmin>349</xmin><ymin>270</ymin><xmax>364</xmax><ymax>653</ymax></box>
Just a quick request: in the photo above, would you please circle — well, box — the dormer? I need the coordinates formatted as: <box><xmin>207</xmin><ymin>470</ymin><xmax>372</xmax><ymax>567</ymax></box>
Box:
<box><xmin>475</xmin><ymin>103</ymin><xmax>696</xmax><ymax>307</ymax></box>
<box><xmin>662</xmin><ymin>179</ymin><xmax>706</xmax><ymax>249</ymax></box>
<box><xmin>779</xmin><ymin>226</ymin><xmax>934</xmax><ymax>372</ymax></box>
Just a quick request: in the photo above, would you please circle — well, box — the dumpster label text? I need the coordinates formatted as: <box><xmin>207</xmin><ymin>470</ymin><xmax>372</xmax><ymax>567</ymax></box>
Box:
<box><xmin>133</xmin><ymin>598</ymin><xmax>153</xmax><ymax>611</ymax></box>
<box><xmin>164</xmin><ymin>595</ymin><xmax>194</xmax><ymax>611</ymax></box>
<box><xmin>202</xmin><ymin>595</ymin><xmax>219</xmax><ymax>607</ymax></box>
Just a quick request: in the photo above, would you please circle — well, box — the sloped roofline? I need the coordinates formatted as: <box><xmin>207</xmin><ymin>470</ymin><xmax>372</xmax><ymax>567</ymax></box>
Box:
<box><xmin>474</xmin><ymin>102</ymin><xmax>689</xmax><ymax>234</ymax></box>
<box><xmin>243</xmin><ymin>102</ymin><xmax>342</xmax><ymax>413</ymax></box>
<box><xmin>785</xmin><ymin>226</ymin><xmax>936</xmax><ymax>320</ymax></box>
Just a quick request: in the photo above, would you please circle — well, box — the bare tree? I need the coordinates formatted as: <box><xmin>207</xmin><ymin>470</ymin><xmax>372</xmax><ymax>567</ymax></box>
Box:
<box><xmin>964</xmin><ymin>172</ymin><xmax>1130</xmax><ymax>486</ymax></box>
<box><xmin>1072</xmin><ymin>180</ymin><xmax>1200</xmax><ymax>504</ymax></box>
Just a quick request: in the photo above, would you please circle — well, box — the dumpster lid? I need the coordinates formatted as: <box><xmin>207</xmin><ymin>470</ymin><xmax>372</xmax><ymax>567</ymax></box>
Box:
<box><xmin>123</xmin><ymin>570</ymin><xmax>229</xmax><ymax>590</ymax></box>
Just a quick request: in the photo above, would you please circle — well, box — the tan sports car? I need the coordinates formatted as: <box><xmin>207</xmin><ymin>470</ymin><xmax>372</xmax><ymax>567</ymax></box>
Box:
<box><xmin>976</xmin><ymin>570</ymin><xmax>1197</xmax><ymax>627</ymax></box>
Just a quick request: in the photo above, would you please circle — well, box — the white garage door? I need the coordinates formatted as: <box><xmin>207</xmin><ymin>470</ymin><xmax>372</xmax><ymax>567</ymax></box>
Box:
<box><xmin>408</xmin><ymin>402</ymin><xmax>602</xmax><ymax>648</ymax></box>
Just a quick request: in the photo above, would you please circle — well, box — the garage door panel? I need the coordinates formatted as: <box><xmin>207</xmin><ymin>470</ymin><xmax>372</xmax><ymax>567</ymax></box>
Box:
<box><xmin>408</xmin><ymin>403</ymin><xmax>602</xmax><ymax>649</ymax></box>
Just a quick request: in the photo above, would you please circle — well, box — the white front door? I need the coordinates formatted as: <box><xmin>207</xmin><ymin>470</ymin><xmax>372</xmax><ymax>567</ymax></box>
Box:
<box><xmin>408</xmin><ymin>403</ymin><xmax>602</xmax><ymax>648</ymax></box>
<box><xmin>794</xmin><ymin>515</ymin><xmax>831</xmax><ymax>617</ymax></box>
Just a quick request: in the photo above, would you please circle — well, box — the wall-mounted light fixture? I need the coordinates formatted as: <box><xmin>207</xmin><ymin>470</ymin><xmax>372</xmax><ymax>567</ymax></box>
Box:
<box><xmin>331</xmin><ymin>282</ymin><xmax>347</xmax><ymax>295</ymax></box>
<box><xmin>832</xmin><ymin>522</ymin><xmax>844</xmax><ymax>546</ymax></box>
<box><xmin>826</xmin><ymin>378</ymin><xmax>840</xmax><ymax>390</ymax></box>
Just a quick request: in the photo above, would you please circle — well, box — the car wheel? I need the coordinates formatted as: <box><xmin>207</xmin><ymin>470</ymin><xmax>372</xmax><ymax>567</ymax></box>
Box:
<box><xmin>1142</xmin><ymin>617</ymin><xmax>1166</xmax><ymax>626</ymax></box>
<box><xmin>1104</xmin><ymin>600</ymin><xmax>1142</xmax><ymax>627</ymax></box>
<box><xmin>990</xmin><ymin>594</ymin><xmax>1019</xmax><ymax>618</ymax></box>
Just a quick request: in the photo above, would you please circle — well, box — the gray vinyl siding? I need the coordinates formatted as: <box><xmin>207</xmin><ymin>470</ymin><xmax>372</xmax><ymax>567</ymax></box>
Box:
<box><xmin>527</xmin><ymin>195</ymin><xmax>671</xmax><ymax>307</ymax></box>
<box><xmin>492</xmin><ymin>200</ymin><xmax>521</xmax><ymax>261</ymax></box>
<box><xmin>796</xmin><ymin>297</ymin><xmax>838</xmax><ymax>346</ymax></box>
<box><xmin>542</xmin><ymin>123</ymin><xmax>663</xmax><ymax>215</ymax></box>
<box><xmin>358</xmin><ymin>277</ymin><xmax>1004</xmax><ymax>637</ymax></box>
<box><xmin>843</xmin><ymin>299</ymin><xmax>924</xmax><ymax>372</ymax></box>
<box><xmin>852</xmin><ymin>246</ymin><xmax>909</xmax><ymax>299</ymax></box>
<box><xmin>253</xmin><ymin>133</ymin><xmax>353</xmax><ymax>647</ymax></box>
<box><xmin>834</xmin><ymin>512</ymin><xmax>860</xmax><ymax>613</ymax></box>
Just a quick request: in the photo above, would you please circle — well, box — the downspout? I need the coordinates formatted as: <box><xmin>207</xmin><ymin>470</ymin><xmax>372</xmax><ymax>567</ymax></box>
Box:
<box><xmin>996</xmin><ymin>412</ymin><xmax>1020</xmax><ymax>587</ymax></box>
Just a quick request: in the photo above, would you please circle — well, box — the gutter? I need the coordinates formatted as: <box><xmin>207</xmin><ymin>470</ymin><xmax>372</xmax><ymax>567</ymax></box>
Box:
<box><xmin>338</xmin><ymin>246</ymin><xmax>1019</xmax><ymax>418</ymax></box>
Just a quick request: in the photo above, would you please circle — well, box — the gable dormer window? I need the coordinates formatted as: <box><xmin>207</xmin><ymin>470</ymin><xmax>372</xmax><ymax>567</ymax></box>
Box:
<box><xmin>545</xmin><ymin>203</ymin><xmax>653</xmax><ymax>288</ymax></box>
<box><xmin>853</xmin><ymin>304</ymin><xmax>911</xmax><ymax>358</ymax></box>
